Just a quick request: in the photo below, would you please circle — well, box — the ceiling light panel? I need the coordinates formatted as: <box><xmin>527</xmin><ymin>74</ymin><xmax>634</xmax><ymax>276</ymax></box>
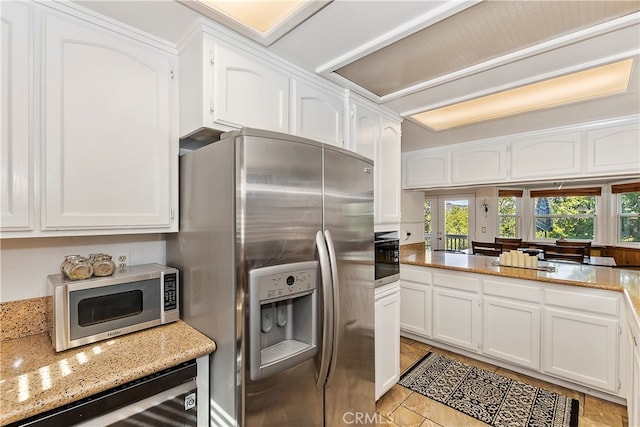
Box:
<box><xmin>180</xmin><ymin>0</ymin><xmax>330</xmax><ymax>46</ymax></box>
<box><xmin>411</xmin><ymin>59</ymin><xmax>634</xmax><ymax>131</ymax></box>
<box><xmin>201</xmin><ymin>0</ymin><xmax>306</xmax><ymax>33</ymax></box>
<box><xmin>335</xmin><ymin>1</ymin><xmax>640</xmax><ymax>97</ymax></box>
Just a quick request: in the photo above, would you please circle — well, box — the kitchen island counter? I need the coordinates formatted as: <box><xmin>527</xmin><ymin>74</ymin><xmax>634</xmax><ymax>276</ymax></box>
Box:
<box><xmin>0</xmin><ymin>320</ymin><xmax>216</xmax><ymax>426</ymax></box>
<box><xmin>400</xmin><ymin>243</ymin><xmax>640</xmax><ymax>329</ymax></box>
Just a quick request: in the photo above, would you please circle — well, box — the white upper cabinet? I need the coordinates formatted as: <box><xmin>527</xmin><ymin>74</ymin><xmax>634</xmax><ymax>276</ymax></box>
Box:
<box><xmin>403</xmin><ymin>115</ymin><xmax>639</xmax><ymax>189</ymax></box>
<box><xmin>1</xmin><ymin>2</ymin><xmax>33</xmax><ymax>231</ymax></box>
<box><xmin>349</xmin><ymin>97</ymin><xmax>402</xmax><ymax>226</ymax></box>
<box><xmin>213</xmin><ymin>39</ymin><xmax>289</xmax><ymax>133</ymax></box>
<box><xmin>291</xmin><ymin>78</ymin><xmax>344</xmax><ymax>147</ymax></box>
<box><xmin>451</xmin><ymin>141</ymin><xmax>508</xmax><ymax>184</ymax></box>
<box><xmin>1</xmin><ymin>3</ymin><xmax>179</xmax><ymax>237</ymax></box>
<box><xmin>376</xmin><ymin>118</ymin><xmax>401</xmax><ymax>224</ymax></box>
<box><xmin>179</xmin><ymin>33</ymin><xmax>289</xmax><ymax>135</ymax></box>
<box><xmin>510</xmin><ymin>131</ymin><xmax>582</xmax><ymax>180</ymax></box>
<box><xmin>42</xmin><ymin>10</ymin><xmax>177</xmax><ymax>231</ymax></box>
<box><xmin>350</xmin><ymin>99</ymin><xmax>380</xmax><ymax>161</ymax></box>
<box><xmin>586</xmin><ymin>119</ymin><xmax>640</xmax><ymax>175</ymax></box>
<box><xmin>403</xmin><ymin>148</ymin><xmax>450</xmax><ymax>188</ymax></box>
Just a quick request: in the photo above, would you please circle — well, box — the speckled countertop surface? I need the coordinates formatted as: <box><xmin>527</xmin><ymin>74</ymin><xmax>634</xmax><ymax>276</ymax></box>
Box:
<box><xmin>400</xmin><ymin>243</ymin><xmax>640</xmax><ymax>329</ymax></box>
<box><xmin>0</xmin><ymin>320</ymin><xmax>216</xmax><ymax>426</ymax></box>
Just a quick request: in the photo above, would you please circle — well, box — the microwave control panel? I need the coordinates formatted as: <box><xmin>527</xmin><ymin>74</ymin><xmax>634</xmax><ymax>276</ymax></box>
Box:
<box><xmin>163</xmin><ymin>272</ymin><xmax>178</xmax><ymax>311</ymax></box>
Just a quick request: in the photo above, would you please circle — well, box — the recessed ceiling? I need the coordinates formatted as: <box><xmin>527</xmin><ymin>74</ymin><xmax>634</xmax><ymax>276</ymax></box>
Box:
<box><xmin>334</xmin><ymin>0</ymin><xmax>640</xmax><ymax>97</ymax></box>
<box><xmin>178</xmin><ymin>0</ymin><xmax>331</xmax><ymax>46</ymax></box>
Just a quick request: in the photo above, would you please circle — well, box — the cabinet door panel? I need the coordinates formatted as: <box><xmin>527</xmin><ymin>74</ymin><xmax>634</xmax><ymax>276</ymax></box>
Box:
<box><xmin>543</xmin><ymin>307</ymin><xmax>618</xmax><ymax>392</ymax></box>
<box><xmin>375</xmin><ymin>287</ymin><xmax>400</xmax><ymax>400</ymax></box>
<box><xmin>403</xmin><ymin>150</ymin><xmax>450</xmax><ymax>188</ymax></box>
<box><xmin>399</xmin><ymin>281</ymin><xmax>431</xmax><ymax>337</ymax></box>
<box><xmin>214</xmin><ymin>42</ymin><xmax>289</xmax><ymax>133</ymax></box>
<box><xmin>511</xmin><ymin>132</ymin><xmax>582</xmax><ymax>179</ymax></box>
<box><xmin>351</xmin><ymin>102</ymin><xmax>379</xmax><ymax>161</ymax></box>
<box><xmin>1</xmin><ymin>2</ymin><xmax>32</xmax><ymax>230</ymax></box>
<box><xmin>376</xmin><ymin>119</ymin><xmax>401</xmax><ymax>224</ymax></box>
<box><xmin>483</xmin><ymin>297</ymin><xmax>540</xmax><ymax>370</ymax></box>
<box><xmin>586</xmin><ymin>121</ymin><xmax>640</xmax><ymax>174</ymax></box>
<box><xmin>451</xmin><ymin>142</ymin><xmax>508</xmax><ymax>184</ymax></box>
<box><xmin>43</xmin><ymin>13</ymin><xmax>173</xmax><ymax>229</ymax></box>
<box><xmin>293</xmin><ymin>80</ymin><xmax>342</xmax><ymax>146</ymax></box>
<box><xmin>433</xmin><ymin>287</ymin><xmax>479</xmax><ymax>351</ymax></box>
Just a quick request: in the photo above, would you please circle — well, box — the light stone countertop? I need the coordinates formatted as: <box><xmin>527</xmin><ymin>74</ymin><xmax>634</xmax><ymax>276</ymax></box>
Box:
<box><xmin>400</xmin><ymin>243</ymin><xmax>640</xmax><ymax>328</ymax></box>
<box><xmin>0</xmin><ymin>320</ymin><xmax>216</xmax><ymax>426</ymax></box>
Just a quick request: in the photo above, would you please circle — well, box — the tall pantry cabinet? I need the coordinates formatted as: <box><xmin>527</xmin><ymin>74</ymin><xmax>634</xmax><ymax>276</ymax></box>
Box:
<box><xmin>1</xmin><ymin>2</ymin><xmax>179</xmax><ymax>237</ymax></box>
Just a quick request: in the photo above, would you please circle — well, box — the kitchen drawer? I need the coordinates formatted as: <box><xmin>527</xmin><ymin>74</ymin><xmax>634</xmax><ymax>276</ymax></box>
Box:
<box><xmin>433</xmin><ymin>272</ymin><xmax>479</xmax><ymax>292</ymax></box>
<box><xmin>544</xmin><ymin>287</ymin><xmax>620</xmax><ymax>316</ymax></box>
<box><xmin>400</xmin><ymin>265</ymin><xmax>432</xmax><ymax>284</ymax></box>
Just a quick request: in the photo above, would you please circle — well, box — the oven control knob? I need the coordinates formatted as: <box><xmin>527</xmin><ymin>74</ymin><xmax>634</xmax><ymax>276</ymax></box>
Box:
<box><xmin>286</xmin><ymin>276</ymin><xmax>294</xmax><ymax>286</ymax></box>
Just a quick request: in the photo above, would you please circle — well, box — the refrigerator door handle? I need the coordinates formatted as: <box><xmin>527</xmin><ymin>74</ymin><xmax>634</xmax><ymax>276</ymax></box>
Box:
<box><xmin>324</xmin><ymin>229</ymin><xmax>340</xmax><ymax>387</ymax></box>
<box><xmin>315</xmin><ymin>230</ymin><xmax>334</xmax><ymax>390</ymax></box>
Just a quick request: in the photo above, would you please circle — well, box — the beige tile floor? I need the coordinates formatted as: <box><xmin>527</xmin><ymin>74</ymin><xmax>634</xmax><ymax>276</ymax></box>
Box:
<box><xmin>376</xmin><ymin>337</ymin><xmax>629</xmax><ymax>427</ymax></box>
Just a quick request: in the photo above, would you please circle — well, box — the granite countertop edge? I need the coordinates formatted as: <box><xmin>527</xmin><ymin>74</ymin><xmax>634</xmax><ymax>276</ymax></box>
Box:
<box><xmin>0</xmin><ymin>320</ymin><xmax>216</xmax><ymax>426</ymax></box>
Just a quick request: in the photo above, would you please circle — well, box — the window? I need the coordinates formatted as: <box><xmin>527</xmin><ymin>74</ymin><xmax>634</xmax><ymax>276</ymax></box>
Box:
<box><xmin>530</xmin><ymin>187</ymin><xmax>601</xmax><ymax>240</ymax></box>
<box><xmin>612</xmin><ymin>182</ymin><xmax>640</xmax><ymax>244</ymax></box>
<box><xmin>498</xmin><ymin>189</ymin><xmax>522</xmax><ymax>237</ymax></box>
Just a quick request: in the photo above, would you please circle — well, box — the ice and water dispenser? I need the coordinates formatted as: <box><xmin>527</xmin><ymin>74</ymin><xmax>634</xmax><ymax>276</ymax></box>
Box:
<box><xmin>249</xmin><ymin>261</ymin><xmax>319</xmax><ymax>381</ymax></box>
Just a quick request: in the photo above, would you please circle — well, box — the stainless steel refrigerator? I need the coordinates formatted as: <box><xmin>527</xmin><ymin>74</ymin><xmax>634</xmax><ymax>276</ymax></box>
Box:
<box><xmin>167</xmin><ymin>128</ymin><xmax>375</xmax><ymax>426</ymax></box>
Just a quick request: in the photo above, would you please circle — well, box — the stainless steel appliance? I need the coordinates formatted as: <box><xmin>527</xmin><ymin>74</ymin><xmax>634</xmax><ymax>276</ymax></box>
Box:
<box><xmin>167</xmin><ymin>128</ymin><xmax>375</xmax><ymax>426</ymax></box>
<box><xmin>374</xmin><ymin>231</ymin><xmax>400</xmax><ymax>287</ymax></box>
<box><xmin>14</xmin><ymin>360</ymin><xmax>197</xmax><ymax>426</ymax></box>
<box><xmin>48</xmin><ymin>264</ymin><xmax>179</xmax><ymax>352</ymax></box>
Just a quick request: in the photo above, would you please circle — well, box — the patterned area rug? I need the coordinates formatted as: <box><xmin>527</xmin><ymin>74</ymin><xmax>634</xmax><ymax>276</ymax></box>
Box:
<box><xmin>399</xmin><ymin>352</ymin><xmax>579</xmax><ymax>427</ymax></box>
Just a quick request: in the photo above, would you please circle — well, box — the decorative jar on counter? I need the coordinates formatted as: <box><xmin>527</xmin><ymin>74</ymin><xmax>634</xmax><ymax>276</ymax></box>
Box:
<box><xmin>89</xmin><ymin>253</ymin><xmax>116</xmax><ymax>277</ymax></box>
<box><xmin>60</xmin><ymin>255</ymin><xmax>81</xmax><ymax>273</ymax></box>
<box><xmin>63</xmin><ymin>257</ymin><xmax>93</xmax><ymax>280</ymax></box>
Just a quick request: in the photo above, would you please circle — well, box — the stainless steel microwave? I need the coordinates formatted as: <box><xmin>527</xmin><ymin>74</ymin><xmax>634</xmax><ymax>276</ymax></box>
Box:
<box><xmin>48</xmin><ymin>264</ymin><xmax>179</xmax><ymax>352</ymax></box>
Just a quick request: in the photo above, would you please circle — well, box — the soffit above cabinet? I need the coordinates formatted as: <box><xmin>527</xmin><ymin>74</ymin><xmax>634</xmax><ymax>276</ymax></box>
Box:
<box><xmin>71</xmin><ymin>0</ymin><xmax>640</xmax><ymax>152</ymax></box>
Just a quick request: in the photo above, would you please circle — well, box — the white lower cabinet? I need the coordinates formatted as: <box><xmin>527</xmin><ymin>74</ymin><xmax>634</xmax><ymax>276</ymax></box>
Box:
<box><xmin>627</xmin><ymin>304</ymin><xmax>640</xmax><ymax>426</ymax></box>
<box><xmin>398</xmin><ymin>265</ymin><xmax>627</xmax><ymax>399</ymax></box>
<box><xmin>542</xmin><ymin>287</ymin><xmax>622</xmax><ymax>393</ymax></box>
<box><xmin>432</xmin><ymin>287</ymin><xmax>480</xmax><ymax>351</ymax></box>
<box><xmin>375</xmin><ymin>281</ymin><xmax>400</xmax><ymax>400</ymax></box>
<box><xmin>543</xmin><ymin>307</ymin><xmax>619</xmax><ymax>392</ymax></box>
<box><xmin>399</xmin><ymin>265</ymin><xmax>432</xmax><ymax>337</ymax></box>
<box><xmin>482</xmin><ymin>278</ymin><xmax>541</xmax><ymax>370</ymax></box>
<box><xmin>483</xmin><ymin>296</ymin><xmax>540</xmax><ymax>370</ymax></box>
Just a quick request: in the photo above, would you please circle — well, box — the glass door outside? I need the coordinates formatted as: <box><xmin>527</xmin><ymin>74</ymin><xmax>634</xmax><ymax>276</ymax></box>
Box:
<box><xmin>425</xmin><ymin>195</ymin><xmax>476</xmax><ymax>252</ymax></box>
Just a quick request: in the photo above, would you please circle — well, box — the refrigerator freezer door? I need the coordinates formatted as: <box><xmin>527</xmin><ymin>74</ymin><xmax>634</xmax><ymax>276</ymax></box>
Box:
<box><xmin>323</xmin><ymin>147</ymin><xmax>375</xmax><ymax>425</ymax></box>
<box><xmin>240</xmin><ymin>135</ymin><xmax>324</xmax><ymax>426</ymax></box>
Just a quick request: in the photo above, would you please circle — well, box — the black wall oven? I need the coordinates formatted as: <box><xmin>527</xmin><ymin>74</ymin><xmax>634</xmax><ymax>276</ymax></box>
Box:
<box><xmin>374</xmin><ymin>231</ymin><xmax>400</xmax><ymax>286</ymax></box>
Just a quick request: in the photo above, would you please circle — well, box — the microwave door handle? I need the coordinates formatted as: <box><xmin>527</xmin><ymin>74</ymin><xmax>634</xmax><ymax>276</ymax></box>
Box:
<box><xmin>315</xmin><ymin>230</ymin><xmax>334</xmax><ymax>390</ymax></box>
<box><xmin>324</xmin><ymin>230</ymin><xmax>340</xmax><ymax>387</ymax></box>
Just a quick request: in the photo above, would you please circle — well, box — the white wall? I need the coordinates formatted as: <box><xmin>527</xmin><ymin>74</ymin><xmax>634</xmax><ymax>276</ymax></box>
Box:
<box><xmin>0</xmin><ymin>235</ymin><xmax>166</xmax><ymax>302</ymax></box>
<box><xmin>474</xmin><ymin>187</ymin><xmax>498</xmax><ymax>242</ymax></box>
<box><xmin>400</xmin><ymin>190</ymin><xmax>425</xmax><ymax>245</ymax></box>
